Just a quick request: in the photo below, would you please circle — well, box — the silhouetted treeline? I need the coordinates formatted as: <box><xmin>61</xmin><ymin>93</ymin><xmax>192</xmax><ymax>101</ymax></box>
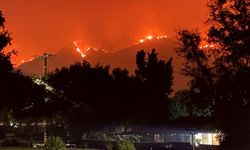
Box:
<box><xmin>2</xmin><ymin>0</ymin><xmax>250</xmax><ymax>148</ymax></box>
<box><xmin>46</xmin><ymin>49</ymin><xmax>173</xmax><ymax>126</ymax></box>
<box><xmin>0</xmin><ymin>9</ymin><xmax>175</xmax><ymax>143</ymax></box>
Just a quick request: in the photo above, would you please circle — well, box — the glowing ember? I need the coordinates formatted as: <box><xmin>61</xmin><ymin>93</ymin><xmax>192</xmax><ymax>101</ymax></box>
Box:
<box><xmin>20</xmin><ymin>57</ymin><xmax>35</xmax><ymax>63</ymax></box>
<box><xmin>138</xmin><ymin>34</ymin><xmax>168</xmax><ymax>44</ymax></box>
<box><xmin>86</xmin><ymin>47</ymin><xmax>91</xmax><ymax>51</ymax></box>
<box><xmin>76</xmin><ymin>47</ymin><xmax>86</xmax><ymax>57</ymax></box>
<box><xmin>73</xmin><ymin>40</ymin><xmax>100</xmax><ymax>57</ymax></box>
<box><xmin>156</xmin><ymin>35</ymin><xmax>168</xmax><ymax>39</ymax></box>
<box><xmin>199</xmin><ymin>44</ymin><xmax>215</xmax><ymax>49</ymax></box>
<box><xmin>139</xmin><ymin>39</ymin><xmax>144</xmax><ymax>43</ymax></box>
<box><xmin>146</xmin><ymin>35</ymin><xmax>153</xmax><ymax>40</ymax></box>
<box><xmin>73</xmin><ymin>41</ymin><xmax>87</xmax><ymax>58</ymax></box>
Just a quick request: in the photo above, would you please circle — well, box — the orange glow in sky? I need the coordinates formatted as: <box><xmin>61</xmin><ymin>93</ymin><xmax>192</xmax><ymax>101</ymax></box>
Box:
<box><xmin>0</xmin><ymin>0</ymin><xmax>208</xmax><ymax>66</ymax></box>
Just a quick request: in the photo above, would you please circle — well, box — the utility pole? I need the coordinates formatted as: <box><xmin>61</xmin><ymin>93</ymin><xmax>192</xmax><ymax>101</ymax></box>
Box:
<box><xmin>36</xmin><ymin>53</ymin><xmax>54</xmax><ymax>77</ymax></box>
<box><xmin>43</xmin><ymin>53</ymin><xmax>48</xmax><ymax>76</ymax></box>
<box><xmin>34</xmin><ymin>52</ymin><xmax>54</xmax><ymax>143</ymax></box>
<box><xmin>42</xmin><ymin>53</ymin><xmax>48</xmax><ymax>143</ymax></box>
<box><xmin>191</xmin><ymin>132</ymin><xmax>195</xmax><ymax>150</ymax></box>
<box><xmin>187</xmin><ymin>128</ymin><xmax>197</xmax><ymax>150</ymax></box>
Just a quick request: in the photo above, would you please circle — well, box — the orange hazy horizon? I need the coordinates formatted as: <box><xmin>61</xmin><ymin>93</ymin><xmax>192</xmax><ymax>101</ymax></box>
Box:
<box><xmin>0</xmin><ymin>0</ymin><xmax>208</xmax><ymax>66</ymax></box>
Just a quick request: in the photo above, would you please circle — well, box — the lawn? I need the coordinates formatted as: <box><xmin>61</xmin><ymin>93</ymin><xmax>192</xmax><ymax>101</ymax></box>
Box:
<box><xmin>0</xmin><ymin>147</ymin><xmax>91</xmax><ymax>150</ymax></box>
<box><xmin>0</xmin><ymin>148</ymin><xmax>39</xmax><ymax>150</ymax></box>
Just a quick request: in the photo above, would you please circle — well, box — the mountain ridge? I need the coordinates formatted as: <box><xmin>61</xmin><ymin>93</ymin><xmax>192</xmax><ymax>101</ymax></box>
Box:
<box><xmin>18</xmin><ymin>38</ymin><xmax>188</xmax><ymax>90</ymax></box>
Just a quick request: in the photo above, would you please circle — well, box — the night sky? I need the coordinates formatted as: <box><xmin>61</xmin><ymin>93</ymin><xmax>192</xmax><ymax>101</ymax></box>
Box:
<box><xmin>0</xmin><ymin>0</ymin><xmax>208</xmax><ymax>65</ymax></box>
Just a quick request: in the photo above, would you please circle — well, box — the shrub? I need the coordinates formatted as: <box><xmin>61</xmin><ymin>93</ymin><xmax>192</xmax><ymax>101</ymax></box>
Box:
<box><xmin>44</xmin><ymin>136</ymin><xmax>66</xmax><ymax>150</ymax></box>
<box><xmin>117</xmin><ymin>139</ymin><xmax>135</xmax><ymax>150</ymax></box>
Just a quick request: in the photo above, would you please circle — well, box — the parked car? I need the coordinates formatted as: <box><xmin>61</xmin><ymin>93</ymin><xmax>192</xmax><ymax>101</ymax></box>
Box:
<box><xmin>163</xmin><ymin>142</ymin><xmax>193</xmax><ymax>150</ymax></box>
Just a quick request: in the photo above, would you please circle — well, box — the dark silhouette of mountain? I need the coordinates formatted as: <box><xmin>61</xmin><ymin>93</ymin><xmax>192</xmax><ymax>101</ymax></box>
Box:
<box><xmin>18</xmin><ymin>44</ymin><xmax>82</xmax><ymax>75</ymax></box>
<box><xmin>18</xmin><ymin>38</ymin><xmax>187</xmax><ymax>90</ymax></box>
<box><xmin>88</xmin><ymin>38</ymin><xmax>187</xmax><ymax>90</ymax></box>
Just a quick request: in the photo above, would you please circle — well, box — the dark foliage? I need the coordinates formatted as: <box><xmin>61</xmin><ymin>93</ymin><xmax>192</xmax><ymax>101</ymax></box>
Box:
<box><xmin>0</xmin><ymin>11</ymin><xmax>48</xmax><ymax>125</ymax></box>
<box><xmin>0</xmin><ymin>9</ymin><xmax>174</xmax><ymax>143</ymax></box>
<box><xmin>135</xmin><ymin>49</ymin><xmax>173</xmax><ymax>122</ymax></box>
<box><xmin>176</xmin><ymin>0</ymin><xmax>250</xmax><ymax>149</ymax></box>
<box><xmin>46</xmin><ymin>49</ymin><xmax>173</xmax><ymax>141</ymax></box>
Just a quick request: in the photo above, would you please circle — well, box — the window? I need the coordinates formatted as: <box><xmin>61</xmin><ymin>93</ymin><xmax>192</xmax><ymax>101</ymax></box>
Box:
<box><xmin>154</xmin><ymin>134</ymin><xmax>165</xmax><ymax>143</ymax></box>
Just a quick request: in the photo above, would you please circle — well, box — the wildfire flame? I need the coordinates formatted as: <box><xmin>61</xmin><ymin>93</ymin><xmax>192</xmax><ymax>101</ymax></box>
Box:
<box><xmin>138</xmin><ymin>34</ymin><xmax>168</xmax><ymax>44</ymax></box>
<box><xmin>146</xmin><ymin>35</ymin><xmax>153</xmax><ymax>40</ymax></box>
<box><xmin>73</xmin><ymin>40</ymin><xmax>100</xmax><ymax>58</ymax></box>
<box><xmin>139</xmin><ymin>39</ymin><xmax>144</xmax><ymax>43</ymax></box>
<box><xmin>21</xmin><ymin>58</ymin><xmax>35</xmax><ymax>63</ymax></box>
<box><xmin>18</xmin><ymin>34</ymin><xmax>169</xmax><ymax>66</ymax></box>
<box><xmin>18</xmin><ymin>55</ymin><xmax>43</xmax><ymax>65</ymax></box>
<box><xmin>73</xmin><ymin>41</ymin><xmax>86</xmax><ymax>58</ymax></box>
<box><xmin>199</xmin><ymin>44</ymin><xmax>215</xmax><ymax>49</ymax></box>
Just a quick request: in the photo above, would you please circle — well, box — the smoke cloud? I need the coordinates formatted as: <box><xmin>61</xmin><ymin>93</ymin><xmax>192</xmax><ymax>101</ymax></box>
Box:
<box><xmin>0</xmin><ymin>0</ymin><xmax>207</xmax><ymax>64</ymax></box>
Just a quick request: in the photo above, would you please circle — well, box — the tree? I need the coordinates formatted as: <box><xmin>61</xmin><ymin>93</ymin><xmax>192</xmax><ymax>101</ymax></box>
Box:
<box><xmin>169</xmin><ymin>90</ymin><xmax>190</xmax><ymax>120</ymax></box>
<box><xmin>136</xmin><ymin>49</ymin><xmax>173</xmax><ymax>95</ymax></box>
<box><xmin>0</xmin><ymin>11</ymin><xmax>12</xmax><ymax>73</ymax></box>
<box><xmin>44</xmin><ymin>136</ymin><xmax>66</xmax><ymax>150</ymax></box>
<box><xmin>176</xmin><ymin>31</ymin><xmax>214</xmax><ymax>116</ymax></box>
<box><xmin>0</xmin><ymin>11</ymin><xmax>48</xmax><ymax>125</ymax></box>
<box><xmin>0</xmin><ymin>11</ymin><xmax>11</xmax><ymax>52</ymax></box>
<box><xmin>135</xmin><ymin>49</ymin><xmax>173</xmax><ymax>122</ymax></box>
<box><xmin>0</xmin><ymin>11</ymin><xmax>18</xmax><ymax>124</ymax></box>
<box><xmin>117</xmin><ymin>139</ymin><xmax>135</xmax><ymax>150</ymax></box>
<box><xmin>46</xmin><ymin>49</ymin><xmax>173</xmax><ymax>136</ymax></box>
<box><xmin>177</xmin><ymin>0</ymin><xmax>250</xmax><ymax>149</ymax></box>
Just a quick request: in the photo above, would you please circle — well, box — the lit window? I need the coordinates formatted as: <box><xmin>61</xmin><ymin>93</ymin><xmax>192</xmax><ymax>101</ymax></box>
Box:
<box><xmin>154</xmin><ymin>134</ymin><xmax>165</xmax><ymax>143</ymax></box>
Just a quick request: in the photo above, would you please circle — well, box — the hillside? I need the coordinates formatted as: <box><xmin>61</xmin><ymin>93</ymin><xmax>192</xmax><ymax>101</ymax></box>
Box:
<box><xmin>18</xmin><ymin>38</ymin><xmax>188</xmax><ymax>90</ymax></box>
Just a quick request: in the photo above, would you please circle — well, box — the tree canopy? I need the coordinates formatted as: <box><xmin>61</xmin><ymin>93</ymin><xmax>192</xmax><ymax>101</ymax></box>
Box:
<box><xmin>0</xmin><ymin>11</ymin><xmax>48</xmax><ymax>125</ymax></box>
<box><xmin>0</xmin><ymin>11</ymin><xmax>174</xmax><ymax>141</ymax></box>
<box><xmin>176</xmin><ymin>0</ymin><xmax>250</xmax><ymax>149</ymax></box>
<box><xmin>47</xmin><ymin>49</ymin><xmax>173</xmax><ymax>126</ymax></box>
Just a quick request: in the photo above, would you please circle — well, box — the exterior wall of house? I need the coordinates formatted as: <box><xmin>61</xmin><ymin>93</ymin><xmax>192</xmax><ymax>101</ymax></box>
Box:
<box><xmin>141</xmin><ymin>132</ymin><xmax>192</xmax><ymax>144</ymax></box>
<box><xmin>195</xmin><ymin>132</ymin><xmax>219</xmax><ymax>145</ymax></box>
<box><xmin>140</xmin><ymin>131</ymin><xmax>219</xmax><ymax>146</ymax></box>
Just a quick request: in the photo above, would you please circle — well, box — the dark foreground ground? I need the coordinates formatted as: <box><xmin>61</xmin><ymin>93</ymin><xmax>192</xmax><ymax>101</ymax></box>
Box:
<box><xmin>0</xmin><ymin>148</ymin><xmax>96</xmax><ymax>150</ymax></box>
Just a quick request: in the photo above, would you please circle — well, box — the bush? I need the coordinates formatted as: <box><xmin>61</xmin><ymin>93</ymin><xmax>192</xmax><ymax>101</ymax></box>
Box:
<box><xmin>44</xmin><ymin>136</ymin><xmax>66</xmax><ymax>150</ymax></box>
<box><xmin>117</xmin><ymin>139</ymin><xmax>135</xmax><ymax>150</ymax></box>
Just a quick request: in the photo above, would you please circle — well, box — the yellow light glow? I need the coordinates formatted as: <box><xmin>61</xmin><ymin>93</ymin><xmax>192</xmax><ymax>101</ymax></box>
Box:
<box><xmin>139</xmin><ymin>39</ymin><xmax>144</xmax><ymax>43</ymax></box>
<box><xmin>199</xmin><ymin>44</ymin><xmax>215</xmax><ymax>49</ymax></box>
<box><xmin>195</xmin><ymin>132</ymin><xmax>220</xmax><ymax>146</ymax></box>
<box><xmin>137</xmin><ymin>34</ymin><xmax>168</xmax><ymax>44</ymax></box>
<box><xmin>20</xmin><ymin>57</ymin><xmax>35</xmax><ymax>64</ymax></box>
<box><xmin>73</xmin><ymin>41</ymin><xmax>86</xmax><ymax>58</ymax></box>
<box><xmin>146</xmin><ymin>35</ymin><xmax>153</xmax><ymax>40</ymax></box>
<box><xmin>156</xmin><ymin>35</ymin><xmax>168</xmax><ymax>39</ymax></box>
<box><xmin>76</xmin><ymin>47</ymin><xmax>86</xmax><ymax>57</ymax></box>
<box><xmin>86</xmin><ymin>47</ymin><xmax>91</xmax><ymax>51</ymax></box>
